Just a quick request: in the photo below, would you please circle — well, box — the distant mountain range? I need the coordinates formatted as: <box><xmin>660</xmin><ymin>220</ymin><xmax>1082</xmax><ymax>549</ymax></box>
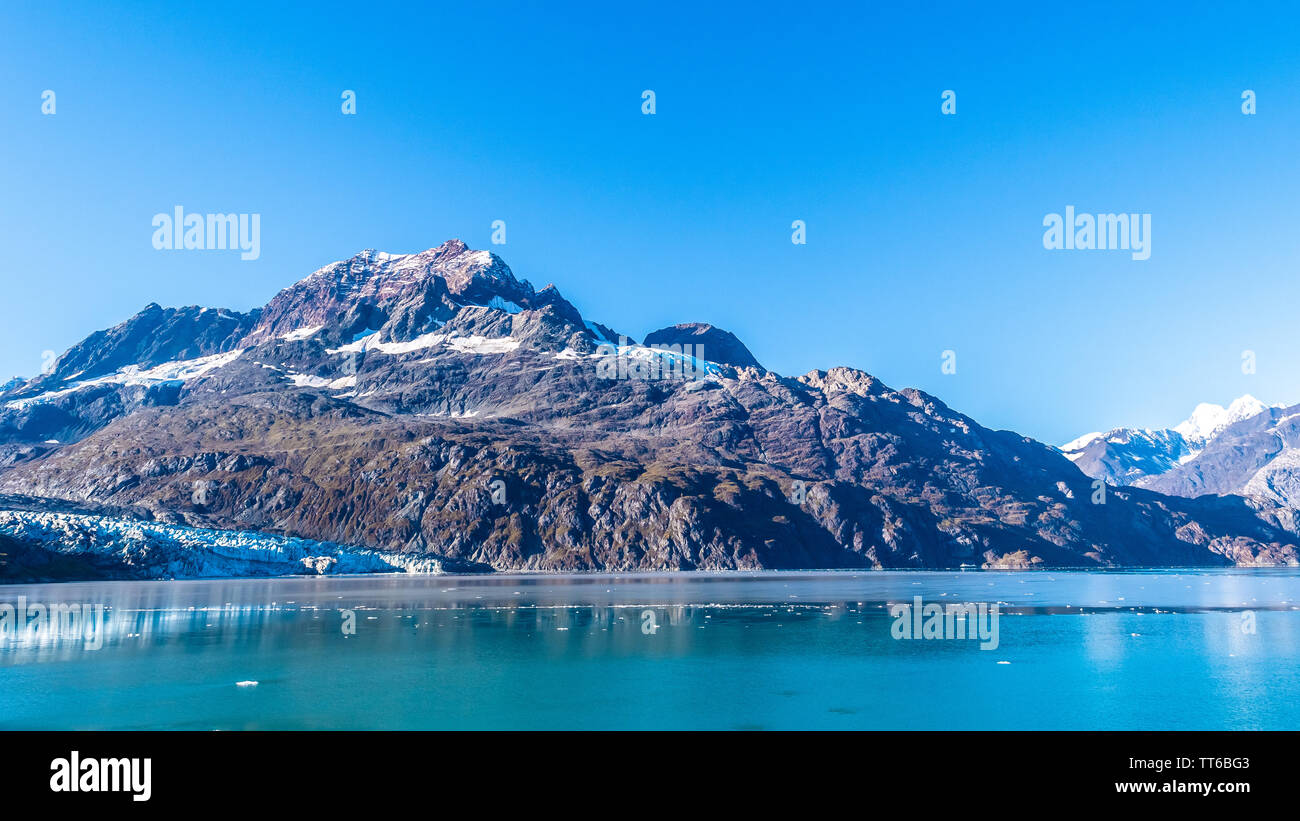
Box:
<box><xmin>1061</xmin><ymin>395</ymin><xmax>1300</xmax><ymax>510</ymax></box>
<box><xmin>2</xmin><ymin>239</ymin><xmax>1299</xmax><ymax>580</ymax></box>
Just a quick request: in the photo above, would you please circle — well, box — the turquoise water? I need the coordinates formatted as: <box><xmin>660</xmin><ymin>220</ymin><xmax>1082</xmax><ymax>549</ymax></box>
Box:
<box><xmin>2</xmin><ymin>569</ymin><xmax>1298</xmax><ymax>729</ymax></box>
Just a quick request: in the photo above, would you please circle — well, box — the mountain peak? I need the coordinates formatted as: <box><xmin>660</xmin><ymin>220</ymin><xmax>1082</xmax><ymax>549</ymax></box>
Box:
<box><xmin>1230</xmin><ymin>393</ymin><xmax>1265</xmax><ymax>411</ymax></box>
<box><xmin>1173</xmin><ymin>394</ymin><xmax>1269</xmax><ymax>443</ymax></box>
<box><xmin>1060</xmin><ymin>431</ymin><xmax>1104</xmax><ymax>453</ymax></box>
<box><xmin>245</xmin><ymin>241</ymin><xmax>561</xmax><ymax>345</ymax></box>
<box><xmin>432</xmin><ymin>237</ymin><xmax>468</xmax><ymax>255</ymax></box>
<box><xmin>642</xmin><ymin>323</ymin><xmax>762</xmax><ymax>370</ymax></box>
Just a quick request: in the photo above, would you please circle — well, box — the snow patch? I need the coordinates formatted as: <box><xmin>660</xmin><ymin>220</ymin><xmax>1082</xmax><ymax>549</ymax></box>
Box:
<box><xmin>4</xmin><ymin>349</ymin><xmax>244</xmax><ymax>410</ymax></box>
<box><xmin>287</xmin><ymin>374</ymin><xmax>333</xmax><ymax>388</ymax></box>
<box><xmin>281</xmin><ymin>325</ymin><xmax>323</xmax><ymax>341</ymax></box>
<box><xmin>445</xmin><ymin>335</ymin><xmax>520</xmax><ymax>355</ymax></box>
<box><xmin>328</xmin><ymin>332</ymin><xmax>519</xmax><ymax>357</ymax></box>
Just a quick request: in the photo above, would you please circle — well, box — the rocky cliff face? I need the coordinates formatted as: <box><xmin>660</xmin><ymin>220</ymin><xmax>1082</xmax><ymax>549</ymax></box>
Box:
<box><xmin>2</xmin><ymin>240</ymin><xmax>1298</xmax><ymax>577</ymax></box>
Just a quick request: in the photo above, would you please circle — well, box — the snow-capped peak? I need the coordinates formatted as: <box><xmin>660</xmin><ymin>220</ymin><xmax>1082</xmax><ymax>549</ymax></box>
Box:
<box><xmin>1060</xmin><ymin>431</ymin><xmax>1104</xmax><ymax>453</ymax></box>
<box><xmin>1173</xmin><ymin>394</ymin><xmax>1269</xmax><ymax>443</ymax></box>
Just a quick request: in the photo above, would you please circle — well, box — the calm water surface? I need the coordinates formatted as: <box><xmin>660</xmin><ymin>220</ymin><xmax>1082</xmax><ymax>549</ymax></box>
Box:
<box><xmin>1</xmin><ymin>569</ymin><xmax>1298</xmax><ymax>729</ymax></box>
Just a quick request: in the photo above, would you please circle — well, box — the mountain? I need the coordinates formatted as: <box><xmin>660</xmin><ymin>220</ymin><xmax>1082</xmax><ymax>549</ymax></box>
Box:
<box><xmin>0</xmin><ymin>304</ymin><xmax>257</xmax><ymax>459</ymax></box>
<box><xmin>1060</xmin><ymin>428</ymin><xmax>1196</xmax><ymax>486</ymax></box>
<box><xmin>1062</xmin><ymin>395</ymin><xmax>1300</xmax><ymax>508</ymax></box>
<box><xmin>241</xmin><ymin>241</ymin><xmax>587</xmax><ymax>347</ymax></box>
<box><xmin>2</xmin><ymin>239</ymin><xmax>1299</xmax><ymax>579</ymax></box>
<box><xmin>1061</xmin><ymin>395</ymin><xmax>1273</xmax><ymax>484</ymax></box>
<box><xmin>39</xmin><ymin>302</ymin><xmax>259</xmax><ymax>385</ymax></box>
<box><xmin>1140</xmin><ymin>404</ymin><xmax>1300</xmax><ymax>506</ymax></box>
<box><xmin>642</xmin><ymin>323</ymin><xmax>763</xmax><ymax>369</ymax></box>
<box><xmin>1174</xmin><ymin>395</ymin><xmax>1272</xmax><ymax>443</ymax></box>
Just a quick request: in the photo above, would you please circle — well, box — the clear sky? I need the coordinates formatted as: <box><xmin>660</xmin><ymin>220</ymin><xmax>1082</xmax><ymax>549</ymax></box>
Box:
<box><xmin>3</xmin><ymin>0</ymin><xmax>1299</xmax><ymax>445</ymax></box>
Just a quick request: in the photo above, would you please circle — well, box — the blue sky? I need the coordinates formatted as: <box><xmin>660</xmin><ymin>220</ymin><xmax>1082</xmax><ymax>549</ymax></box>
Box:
<box><xmin>3</xmin><ymin>0</ymin><xmax>1300</xmax><ymax>444</ymax></box>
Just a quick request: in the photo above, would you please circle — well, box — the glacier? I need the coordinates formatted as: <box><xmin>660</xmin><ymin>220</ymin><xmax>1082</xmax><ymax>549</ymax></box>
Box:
<box><xmin>0</xmin><ymin>509</ymin><xmax>474</xmax><ymax>581</ymax></box>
